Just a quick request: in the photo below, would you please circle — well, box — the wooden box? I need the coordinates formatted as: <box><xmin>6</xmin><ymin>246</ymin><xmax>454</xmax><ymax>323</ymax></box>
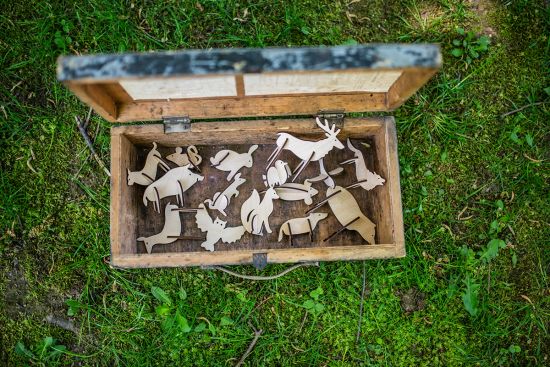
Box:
<box><xmin>57</xmin><ymin>45</ymin><xmax>441</xmax><ymax>268</ymax></box>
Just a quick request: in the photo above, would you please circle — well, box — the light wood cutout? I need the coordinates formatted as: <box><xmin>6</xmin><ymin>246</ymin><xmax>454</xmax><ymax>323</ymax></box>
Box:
<box><xmin>274</xmin><ymin>180</ymin><xmax>319</xmax><ymax>205</ymax></box>
<box><xmin>143</xmin><ymin>165</ymin><xmax>204</xmax><ymax>212</ymax></box>
<box><xmin>341</xmin><ymin>139</ymin><xmax>385</xmax><ymax>190</ymax></box>
<box><xmin>127</xmin><ymin>142</ymin><xmax>169</xmax><ymax>186</ymax></box>
<box><xmin>204</xmin><ymin>173</ymin><xmax>246</xmax><ymax>216</ymax></box>
<box><xmin>195</xmin><ymin>203</ymin><xmax>246</xmax><ymax>252</ymax></box>
<box><xmin>240</xmin><ymin>188</ymin><xmax>279</xmax><ymax>235</ymax></box>
<box><xmin>210</xmin><ymin>145</ymin><xmax>258</xmax><ymax>181</ymax></box>
<box><xmin>326</xmin><ymin>186</ymin><xmax>376</xmax><ymax>244</ymax></box>
<box><xmin>166</xmin><ymin>145</ymin><xmax>202</xmax><ymax>168</ymax></box>
<box><xmin>278</xmin><ymin>213</ymin><xmax>329</xmax><ymax>244</ymax></box>
<box><xmin>137</xmin><ymin>203</ymin><xmax>181</xmax><ymax>254</ymax></box>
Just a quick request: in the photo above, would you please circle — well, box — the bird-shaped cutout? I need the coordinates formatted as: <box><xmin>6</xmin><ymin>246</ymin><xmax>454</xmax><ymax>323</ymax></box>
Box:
<box><xmin>195</xmin><ymin>204</ymin><xmax>246</xmax><ymax>252</ymax></box>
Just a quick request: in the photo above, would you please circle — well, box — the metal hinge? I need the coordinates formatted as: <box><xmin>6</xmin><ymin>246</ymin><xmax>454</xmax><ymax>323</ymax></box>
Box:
<box><xmin>252</xmin><ymin>253</ymin><xmax>268</xmax><ymax>270</ymax></box>
<box><xmin>316</xmin><ymin>109</ymin><xmax>345</xmax><ymax>129</ymax></box>
<box><xmin>163</xmin><ymin>116</ymin><xmax>191</xmax><ymax>133</ymax></box>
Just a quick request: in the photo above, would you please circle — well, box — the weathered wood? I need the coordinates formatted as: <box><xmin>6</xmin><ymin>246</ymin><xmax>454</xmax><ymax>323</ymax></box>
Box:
<box><xmin>386</xmin><ymin>68</ymin><xmax>439</xmax><ymax>110</ymax></box>
<box><xmin>115</xmin><ymin>93</ymin><xmax>388</xmax><ymax>121</ymax></box>
<box><xmin>58</xmin><ymin>44</ymin><xmax>441</xmax><ymax>81</ymax></box>
<box><xmin>109</xmin><ymin>117</ymin><xmax>405</xmax><ymax>267</ymax></box>
<box><xmin>65</xmin><ymin>82</ymin><xmax>117</xmax><ymax>121</ymax></box>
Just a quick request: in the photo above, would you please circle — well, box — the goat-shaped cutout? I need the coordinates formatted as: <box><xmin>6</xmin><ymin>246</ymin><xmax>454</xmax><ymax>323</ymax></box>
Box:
<box><xmin>127</xmin><ymin>142</ymin><xmax>169</xmax><ymax>186</ymax></box>
<box><xmin>340</xmin><ymin>139</ymin><xmax>385</xmax><ymax>191</ymax></box>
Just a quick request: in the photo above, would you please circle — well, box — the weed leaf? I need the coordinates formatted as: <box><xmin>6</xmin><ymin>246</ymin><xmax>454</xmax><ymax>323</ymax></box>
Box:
<box><xmin>151</xmin><ymin>286</ymin><xmax>172</xmax><ymax>306</ymax></box>
<box><xmin>462</xmin><ymin>277</ymin><xmax>480</xmax><ymax>317</ymax></box>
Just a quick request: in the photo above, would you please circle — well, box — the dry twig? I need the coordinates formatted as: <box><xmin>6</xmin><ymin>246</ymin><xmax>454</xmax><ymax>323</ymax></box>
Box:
<box><xmin>75</xmin><ymin>114</ymin><xmax>110</xmax><ymax>177</ymax></box>
<box><xmin>235</xmin><ymin>324</ymin><xmax>263</xmax><ymax>367</ymax></box>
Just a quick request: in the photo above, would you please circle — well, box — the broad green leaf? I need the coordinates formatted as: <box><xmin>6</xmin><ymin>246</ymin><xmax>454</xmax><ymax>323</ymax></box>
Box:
<box><xmin>451</xmin><ymin>48</ymin><xmax>463</xmax><ymax>57</ymax></box>
<box><xmin>544</xmin><ymin>86</ymin><xmax>550</xmax><ymax>96</ymax></box>
<box><xmin>457</xmin><ymin>27</ymin><xmax>465</xmax><ymax>35</ymax></box>
<box><xmin>310</xmin><ymin>287</ymin><xmax>323</xmax><ymax>300</ymax></box>
<box><xmin>303</xmin><ymin>299</ymin><xmax>315</xmax><ymax>309</ymax></box>
<box><xmin>178</xmin><ymin>288</ymin><xmax>187</xmax><ymax>301</ymax></box>
<box><xmin>220</xmin><ymin>316</ymin><xmax>234</xmax><ymax>326</ymax></box>
<box><xmin>314</xmin><ymin>303</ymin><xmax>325</xmax><ymax>313</ymax></box>
<box><xmin>15</xmin><ymin>342</ymin><xmax>34</xmax><ymax>358</ymax></box>
<box><xmin>208</xmin><ymin>322</ymin><xmax>217</xmax><ymax>336</ymax></box>
<box><xmin>495</xmin><ymin>200</ymin><xmax>504</xmax><ymax>210</ymax></box>
<box><xmin>452</xmin><ymin>39</ymin><xmax>461</xmax><ymax>46</ymax></box>
<box><xmin>155</xmin><ymin>304</ymin><xmax>171</xmax><ymax>317</ymax></box>
<box><xmin>194</xmin><ymin>322</ymin><xmax>207</xmax><ymax>332</ymax></box>
<box><xmin>512</xmin><ymin>253</ymin><xmax>518</xmax><ymax>267</ymax></box>
<box><xmin>510</xmin><ymin>130</ymin><xmax>521</xmax><ymax>144</ymax></box>
<box><xmin>161</xmin><ymin>315</ymin><xmax>175</xmax><ymax>331</ymax></box>
<box><xmin>525</xmin><ymin>134</ymin><xmax>534</xmax><ymax>147</ymax></box>
<box><xmin>151</xmin><ymin>286</ymin><xmax>172</xmax><ymax>306</ymax></box>
<box><xmin>175</xmin><ymin>311</ymin><xmax>191</xmax><ymax>333</ymax></box>
<box><xmin>481</xmin><ymin>239</ymin><xmax>506</xmax><ymax>262</ymax></box>
<box><xmin>66</xmin><ymin>299</ymin><xmax>81</xmax><ymax>316</ymax></box>
<box><xmin>462</xmin><ymin>277</ymin><xmax>480</xmax><ymax>317</ymax></box>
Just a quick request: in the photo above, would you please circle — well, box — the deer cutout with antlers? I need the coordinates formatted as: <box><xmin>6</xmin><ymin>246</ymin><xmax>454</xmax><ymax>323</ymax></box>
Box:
<box><xmin>266</xmin><ymin>117</ymin><xmax>345</xmax><ymax>182</ymax></box>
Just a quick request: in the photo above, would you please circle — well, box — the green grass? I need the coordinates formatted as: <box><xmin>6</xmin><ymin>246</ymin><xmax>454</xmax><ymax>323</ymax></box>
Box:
<box><xmin>1</xmin><ymin>0</ymin><xmax>549</xmax><ymax>365</ymax></box>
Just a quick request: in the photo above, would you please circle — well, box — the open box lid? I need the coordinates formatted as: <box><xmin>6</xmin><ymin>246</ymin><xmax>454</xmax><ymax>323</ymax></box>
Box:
<box><xmin>57</xmin><ymin>44</ymin><xmax>441</xmax><ymax>122</ymax></box>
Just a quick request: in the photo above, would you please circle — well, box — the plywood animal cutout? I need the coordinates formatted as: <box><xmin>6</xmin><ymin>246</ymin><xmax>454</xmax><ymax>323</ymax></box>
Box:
<box><xmin>137</xmin><ymin>203</ymin><xmax>181</xmax><ymax>254</ymax></box>
<box><xmin>325</xmin><ymin>186</ymin><xmax>376</xmax><ymax>244</ymax></box>
<box><xmin>266</xmin><ymin>118</ymin><xmax>345</xmax><ymax>181</ymax></box>
<box><xmin>195</xmin><ymin>203</ymin><xmax>246</xmax><ymax>252</ymax></box>
<box><xmin>143</xmin><ymin>165</ymin><xmax>204</xmax><ymax>213</ymax></box>
<box><xmin>210</xmin><ymin>145</ymin><xmax>258</xmax><ymax>181</ymax></box>
<box><xmin>204</xmin><ymin>173</ymin><xmax>246</xmax><ymax>216</ymax></box>
<box><xmin>307</xmin><ymin>158</ymin><xmax>343</xmax><ymax>189</ymax></box>
<box><xmin>274</xmin><ymin>179</ymin><xmax>318</xmax><ymax>205</ymax></box>
<box><xmin>166</xmin><ymin>146</ymin><xmax>202</xmax><ymax>169</ymax></box>
<box><xmin>263</xmin><ymin>160</ymin><xmax>291</xmax><ymax>187</ymax></box>
<box><xmin>340</xmin><ymin>139</ymin><xmax>385</xmax><ymax>190</ymax></box>
<box><xmin>240</xmin><ymin>187</ymin><xmax>279</xmax><ymax>235</ymax></box>
<box><xmin>278</xmin><ymin>213</ymin><xmax>328</xmax><ymax>245</ymax></box>
<box><xmin>127</xmin><ymin>142</ymin><xmax>170</xmax><ymax>186</ymax></box>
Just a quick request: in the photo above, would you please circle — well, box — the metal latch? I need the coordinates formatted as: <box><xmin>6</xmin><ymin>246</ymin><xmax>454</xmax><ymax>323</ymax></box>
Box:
<box><xmin>252</xmin><ymin>253</ymin><xmax>268</xmax><ymax>270</ymax></box>
<box><xmin>316</xmin><ymin>109</ymin><xmax>345</xmax><ymax>129</ymax></box>
<box><xmin>163</xmin><ymin>116</ymin><xmax>191</xmax><ymax>133</ymax></box>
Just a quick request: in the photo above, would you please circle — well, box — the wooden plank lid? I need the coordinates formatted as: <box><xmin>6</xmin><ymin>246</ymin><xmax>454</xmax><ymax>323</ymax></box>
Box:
<box><xmin>57</xmin><ymin>44</ymin><xmax>441</xmax><ymax>122</ymax></box>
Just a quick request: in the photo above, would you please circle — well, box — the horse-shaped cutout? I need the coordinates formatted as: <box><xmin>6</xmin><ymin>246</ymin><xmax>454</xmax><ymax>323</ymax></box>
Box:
<box><xmin>240</xmin><ymin>187</ymin><xmax>279</xmax><ymax>235</ymax></box>
<box><xmin>127</xmin><ymin>142</ymin><xmax>170</xmax><ymax>186</ymax></box>
<box><xmin>266</xmin><ymin>118</ymin><xmax>344</xmax><ymax>181</ymax></box>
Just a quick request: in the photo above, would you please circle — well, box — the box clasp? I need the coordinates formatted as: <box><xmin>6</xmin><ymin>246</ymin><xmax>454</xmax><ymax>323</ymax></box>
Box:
<box><xmin>163</xmin><ymin>116</ymin><xmax>191</xmax><ymax>133</ymax></box>
<box><xmin>252</xmin><ymin>253</ymin><xmax>268</xmax><ymax>270</ymax></box>
<box><xmin>316</xmin><ymin>109</ymin><xmax>345</xmax><ymax>129</ymax></box>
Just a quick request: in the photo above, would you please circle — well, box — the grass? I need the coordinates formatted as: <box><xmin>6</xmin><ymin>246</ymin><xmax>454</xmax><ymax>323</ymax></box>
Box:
<box><xmin>1</xmin><ymin>0</ymin><xmax>549</xmax><ymax>365</ymax></box>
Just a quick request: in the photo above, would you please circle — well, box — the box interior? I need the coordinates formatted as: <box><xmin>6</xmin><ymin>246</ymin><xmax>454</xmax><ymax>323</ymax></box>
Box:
<box><xmin>111</xmin><ymin>118</ymin><xmax>399</xmax><ymax>261</ymax></box>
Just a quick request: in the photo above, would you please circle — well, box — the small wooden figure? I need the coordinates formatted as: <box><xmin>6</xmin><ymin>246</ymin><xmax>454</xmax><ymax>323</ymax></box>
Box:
<box><xmin>262</xmin><ymin>160</ymin><xmax>291</xmax><ymax>187</ymax></box>
<box><xmin>195</xmin><ymin>203</ymin><xmax>246</xmax><ymax>252</ymax></box>
<box><xmin>325</xmin><ymin>186</ymin><xmax>376</xmax><ymax>244</ymax></box>
<box><xmin>137</xmin><ymin>203</ymin><xmax>181</xmax><ymax>254</ymax></box>
<box><xmin>210</xmin><ymin>145</ymin><xmax>258</xmax><ymax>181</ymax></box>
<box><xmin>307</xmin><ymin>158</ymin><xmax>342</xmax><ymax>188</ymax></box>
<box><xmin>340</xmin><ymin>139</ymin><xmax>385</xmax><ymax>190</ymax></box>
<box><xmin>204</xmin><ymin>173</ymin><xmax>246</xmax><ymax>216</ymax></box>
<box><xmin>266</xmin><ymin>118</ymin><xmax>344</xmax><ymax>181</ymax></box>
<box><xmin>240</xmin><ymin>188</ymin><xmax>279</xmax><ymax>235</ymax></box>
<box><xmin>274</xmin><ymin>180</ymin><xmax>318</xmax><ymax>205</ymax></box>
<box><xmin>127</xmin><ymin>142</ymin><xmax>170</xmax><ymax>186</ymax></box>
<box><xmin>278</xmin><ymin>213</ymin><xmax>328</xmax><ymax>245</ymax></box>
<box><xmin>143</xmin><ymin>165</ymin><xmax>204</xmax><ymax>213</ymax></box>
<box><xmin>166</xmin><ymin>145</ymin><xmax>202</xmax><ymax>169</ymax></box>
